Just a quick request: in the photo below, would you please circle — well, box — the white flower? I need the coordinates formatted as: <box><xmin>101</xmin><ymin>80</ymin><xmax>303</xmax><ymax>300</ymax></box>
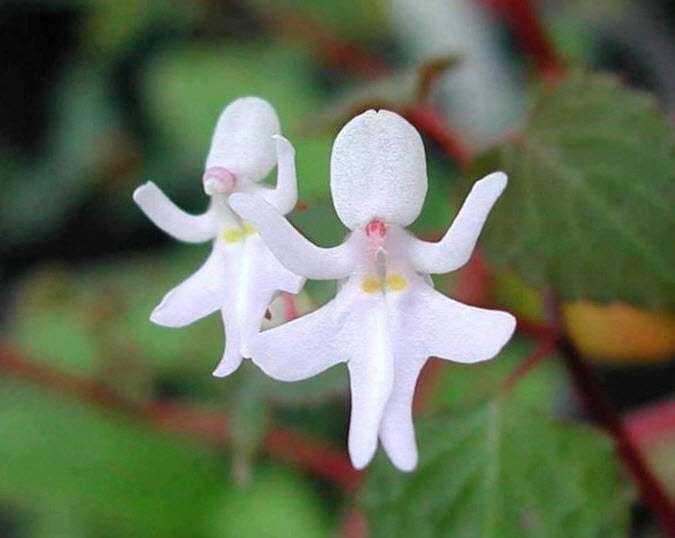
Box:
<box><xmin>133</xmin><ymin>97</ymin><xmax>304</xmax><ymax>377</ymax></box>
<box><xmin>230</xmin><ymin>110</ymin><xmax>516</xmax><ymax>471</ymax></box>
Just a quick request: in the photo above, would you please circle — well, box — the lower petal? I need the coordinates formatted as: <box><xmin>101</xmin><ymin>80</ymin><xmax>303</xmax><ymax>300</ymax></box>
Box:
<box><xmin>420</xmin><ymin>288</ymin><xmax>516</xmax><ymax>363</ymax></box>
<box><xmin>251</xmin><ymin>300</ymin><xmax>346</xmax><ymax>381</ymax></box>
<box><xmin>378</xmin><ymin>356</ymin><xmax>426</xmax><ymax>472</ymax></box>
<box><xmin>347</xmin><ymin>302</ymin><xmax>394</xmax><ymax>470</ymax></box>
<box><xmin>212</xmin><ymin>309</ymin><xmax>243</xmax><ymax>377</ymax></box>
<box><xmin>151</xmin><ymin>250</ymin><xmax>227</xmax><ymax>328</ymax></box>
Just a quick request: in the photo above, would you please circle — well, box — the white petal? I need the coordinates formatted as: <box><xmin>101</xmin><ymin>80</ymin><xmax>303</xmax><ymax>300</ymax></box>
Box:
<box><xmin>250</xmin><ymin>300</ymin><xmax>346</xmax><ymax>381</ymax></box>
<box><xmin>378</xmin><ymin>356</ymin><xmax>427</xmax><ymax>472</ymax></box>
<box><xmin>257</xmin><ymin>135</ymin><xmax>298</xmax><ymax>215</ymax></box>
<box><xmin>419</xmin><ymin>287</ymin><xmax>516</xmax><ymax>362</ymax></box>
<box><xmin>377</xmin><ymin>294</ymin><xmax>428</xmax><ymax>472</ymax></box>
<box><xmin>347</xmin><ymin>301</ymin><xmax>394</xmax><ymax>469</ymax></box>
<box><xmin>213</xmin><ymin>309</ymin><xmax>243</xmax><ymax>377</ymax></box>
<box><xmin>133</xmin><ymin>182</ymin><xmax>217</xmax><ymax>243</ymax></box>
<box><xmin>238</xmin><ymin>236</ymin><xmax>305</xmax><ymax>357</ymax></box>
<box><xmin>229</xmin><ymin>193</ymin><xmax>355</xmax><ymax>280</ymax></box>
<box><xmin>409</xmin><ymin>171</ymin><xmax>508</xmax><ymax>274</ymax></box>
<box><xmin>150</xmin><ymin>249</ymin><xmax>228</xmax><ymax>327</ymax></box>
<box><xmin>330</xmin><ymin>110</ymin><xmax>428</xmax><ymax>229</ymax></box>
<box><xmin>212</xmin><ymin>236</ymin><xmax>304</xmax><ymax>377</ymax></box>
<box><xmin>205</xmin><ymin>97</ymin><xmax>280</xmax><ymax>181</ymax></box>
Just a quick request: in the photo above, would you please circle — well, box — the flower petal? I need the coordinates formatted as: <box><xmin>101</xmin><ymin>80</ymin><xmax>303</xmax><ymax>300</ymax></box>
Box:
<box><xmin>419</xmin><ymin>287</ymin><xmax>516</xmax><ymax>362</ymax></box>
<box><xmin>213</xmin><ymin>309</ymin><xmax>243</xmax><ymax>377</ymax></box>
<box><xmin>409</xmin><ymin>171</ymin><xmax>508</xmax><ymax>274</ymax></box>
<box><xmin>378</xmin><ymin>355</ymin><xmax>427</xmax><ymax>472</ymax></box>
<box><xmin>205</xmin><ymin>96</ymin><xmax>280</xmax><ymax>181</ymax></box>
<box><xmin>238</xmin><ymin>236</ymin><xmax>305</xmax><ymax>357</ymax></box>
<box><xmin>347</xmin><ymin>301</ymin><xmax>394</xmax><ymax>469</ymax></box>
<box><xmin>250</xmin><ymin>300</ymin><xmax>346</xmax><ymax>381</ymax></box>
<box><xmin>257</xmin><ymin>135</ymin><xmax>298</xmax><ymax>215</ymax></box>
<box><xmin>330</xmin><ymin>110</ymin><xmax>428</xmax><ymax>229</ymax></box>
<box><xmin>230</xmin><ymin>193</ymin><xmax>355</xmax><ymax>279</ymax></box>
<box><xmin>212</xmin><ymin>235</ymin><xmax>304</xmax><ymax>377</ymax></box>
<box><xmin>150</xmin><ymin>249</ymin><xmax>228</xmax><ymax>327</ymax></box>
<box><xmin>133</xmin><ymin>182</ymin><xmax>217</xmax><ymax>243</ymax></box>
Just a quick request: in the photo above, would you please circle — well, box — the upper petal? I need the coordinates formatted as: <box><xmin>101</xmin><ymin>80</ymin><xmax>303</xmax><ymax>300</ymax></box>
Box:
<box><xmin>330</xmin><ymin>110</ymin><xmax>428</xmax><ymax>229</ymax></box>
<box><xmin>205</xmin><ymin>96</ymin><xmax>280</xmax><ymax>181</ymax></box>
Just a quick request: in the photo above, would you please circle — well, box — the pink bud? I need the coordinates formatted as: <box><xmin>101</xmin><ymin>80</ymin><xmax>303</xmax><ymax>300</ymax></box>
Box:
<box><xmin>203</xmin><ymin>167</ymin><xmax>236</xmax><ymax>194</ymax></box>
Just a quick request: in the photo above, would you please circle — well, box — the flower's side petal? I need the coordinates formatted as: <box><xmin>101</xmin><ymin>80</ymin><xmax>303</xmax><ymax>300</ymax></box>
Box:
<box><xmin>213</xmin><ymin>309</ymin><xmax>243</xmax><ymax>377</ymax></box>
<box><xmin>331</xmin><ymin>109</ymin><xmax>428</xmax><ymax>229</ymax></box>
<box><xmin>347</xmin><ymin>302</ymin><xmax>395</xmax><ymax>470</ymax></box>
<box><xmin>250</xmin><ymin>301</ymin><xmax>346</xmax><ymax>381</ymax></box>
<box><xmin>133</xmin><ymin>182</ymin><xmax>217</xmax><ymax>243</ymax></box>
<box><xmin>420</xmin><ymin>287</ymin><xmax>516</xmax><ymax>362</ymax></box>
<box><xmin>378</xmin><ymin>356</ymin><xmax>427</xmax><ymax>472</ymax></box>
<box><xmin>205</xmin><ymin>97</ymin><xmax>280</xmax><ymax>181</ymax></box>
<box><xmin>150</xmin><ymin>249</ymin><xmax>227</xmax><ymax>328</ymax></box>
<box><xmin>409</xmin><ymin>172</ymin><xmax>507</xmax><ymax>274</ymax></box>
<box><xmin>230</xmin><ymin>193</ymin><xmax>354</xmax><ymax>279</ymax></box>
<box><xmin>258</xmin><ymin>135</ymin><xmax>298</xmax><ymax>215</ymax></box>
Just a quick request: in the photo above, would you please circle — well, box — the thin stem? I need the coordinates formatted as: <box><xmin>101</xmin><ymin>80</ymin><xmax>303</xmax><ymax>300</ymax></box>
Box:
<box><xmin>256</xmin><ymin>5</ymin><xmax>386</xmax><ymax>79</ymax></box>
<box><xmin>502</xmin><ymin>335</ymin><xmax>554</xmax><ymax>391</ymax></box>
<box><xmin>0</xmin><ymin>342</ymin><xmax>361</xmax><ymax>490</ymax></box>
<box><xmin>479</xmin><ymin>0</ymin><xmax>565</xmax><ymax>79</ymax></box>
<box><xmin>558</xmin><ymin>339</ymin><xmax>675</xmax><ymax>535</ymax></box>
<box><xmin>404</xmin><ymin>105</ymin><xmax>471</xmax><ymax>170</ymax></box>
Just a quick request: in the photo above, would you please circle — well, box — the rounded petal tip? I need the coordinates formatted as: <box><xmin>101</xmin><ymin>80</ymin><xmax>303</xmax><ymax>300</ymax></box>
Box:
<box><xmin>205</xmin><ymin>97</ymin><xmax>281</xmax><ymax>181</ymax></box>
<box><xmin>330</xmin><ymin>109</ymin><xmax>428</xmax><ymax>230</ymax></box>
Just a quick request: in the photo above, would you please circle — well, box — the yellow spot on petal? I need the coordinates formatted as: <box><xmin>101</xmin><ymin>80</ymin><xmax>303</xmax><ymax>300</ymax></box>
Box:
<box><xmin>387</xmin><ymin>273</ymin><xmax>407</xmax><ymax>291</ymax></box>
<box><xmin>362</xmin><ymin>276</ymin><xmax>380</xmax><ymax>294</ymax></box>
<box><xmin>221</xmin><ymin>227</ymin><xmax>243</xmax><ymax>243</ymax></box>
<box><xmin>243</xmin><ymin>222</ymin><xmax>257</xmax><ymax>236</ymax></box>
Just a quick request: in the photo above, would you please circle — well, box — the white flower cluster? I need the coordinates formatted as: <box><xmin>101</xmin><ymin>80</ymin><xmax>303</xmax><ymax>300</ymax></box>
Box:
<box><xmin>134</xmin><ymin>97</ymin><xmax>515</xmax><ymax>471</ymax></box>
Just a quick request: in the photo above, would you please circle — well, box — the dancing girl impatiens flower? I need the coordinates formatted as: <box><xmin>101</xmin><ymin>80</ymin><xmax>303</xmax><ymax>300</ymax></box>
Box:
<box><xmin>133</xmin><ymin>97</ymin><xmax>304</xmax><ymax>377</ymax></box>
<box><xmin>230</xmin><ymin>110</ymin><xmax>516</xmax><ymax>471</ymax></box>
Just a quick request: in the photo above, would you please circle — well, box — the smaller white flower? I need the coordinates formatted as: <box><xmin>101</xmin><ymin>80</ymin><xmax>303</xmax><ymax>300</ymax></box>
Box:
<box><xmin>230</xmin><ymin>110</ymin><xmax>516</xmax><ymax>471</ymax></box>
<box><xmin>133</xmin><ymin>97</ymin><xmax>304</xmax><ymax>376</ymax></box>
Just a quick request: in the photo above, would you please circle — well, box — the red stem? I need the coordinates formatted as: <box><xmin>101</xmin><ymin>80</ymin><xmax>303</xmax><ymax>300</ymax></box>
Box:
<box><xmin>0</xmin><ymin>342</ymin><xmax>360</xmax><ymax>490</ymax></box>
<box><xmin>502</xmin><ymin>334</ymin><xmax>555</xmax><ymax>391</ymax></box>
<box><xmin>479</xmin><ymin>0</ymin><xmax>565</xmax><ymax>78</ymax></box>
<box><xmin>559</xmin><ymin>338</ymin><xmax>675</xmax><ymax>536</ymax></box>
<box><xmin>404</xmin><ymin>105</ymin><xmax>471</xmax><ymax>170</ymax></box>
<box><xmin>257</xmin><ymin>6</ymin><xmax>386</xmax><ymax>79</ymax></box>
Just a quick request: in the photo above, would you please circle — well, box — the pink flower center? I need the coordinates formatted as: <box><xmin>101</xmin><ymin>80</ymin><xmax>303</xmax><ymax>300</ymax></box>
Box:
<box><xmin>365</xmin><ymin>219</ymin><xmax>387</xmax><ymax>237</ymax></box>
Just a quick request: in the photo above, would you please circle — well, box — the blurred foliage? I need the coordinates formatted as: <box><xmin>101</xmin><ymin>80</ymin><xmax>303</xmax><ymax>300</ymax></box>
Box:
<box><xmin>470</xmin><ymin>70</ymin><xmax>675</xmax><ymax>309</ymax></box>
<box><xmin>362</xmin><ymin>398</ymin><xmax>631</xmax><ymax>538</ymax></box>
<box><xmin>1</xmin><ymin>1</ymin><xmax>675</xmax><ymax>537</ymax></box>
<box><xmin>0</xmin><ymin>377</ymin><xmax>226</xmax><ymax>538</ymax></box>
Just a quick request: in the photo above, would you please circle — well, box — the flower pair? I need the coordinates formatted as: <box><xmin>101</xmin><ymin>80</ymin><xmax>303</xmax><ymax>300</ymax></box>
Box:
<box><xmin>134</xmin><ymin>97</ymin><xmax>515</xmax><ymax>471</ymax></box>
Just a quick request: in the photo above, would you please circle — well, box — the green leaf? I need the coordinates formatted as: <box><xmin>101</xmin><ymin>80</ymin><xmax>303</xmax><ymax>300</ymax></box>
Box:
<box><xmin>471</xmin><ymin>71</ymin><xmax>675</xmax><ymax>308</ymax></box>
<box><xmin>433</xmin><ymin>336</ymin><xmax>563</xmax><ymax>414</ymax></box>
<box><xmin>362</xmin><ymin>398</ymin><xmax>631</xmax><ymax>538</ymax></box>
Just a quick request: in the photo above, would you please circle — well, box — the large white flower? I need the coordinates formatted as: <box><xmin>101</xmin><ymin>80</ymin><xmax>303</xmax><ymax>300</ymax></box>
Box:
<box><xmin>133</xmin><ymin>97</ymin><xmax>304</xmax><ymax>377</ymax></box>
<box><xmin>230</xmin><ymin>109</ymin><xmax>516</xmax><ymax>471</ymax></box>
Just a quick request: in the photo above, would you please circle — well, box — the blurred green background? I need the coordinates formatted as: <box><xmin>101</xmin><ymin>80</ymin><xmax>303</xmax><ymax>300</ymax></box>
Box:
<box><xmin>1</xmin><ymin>1</ymin><xmax>674</xmax><ymax>537</ymax></box>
